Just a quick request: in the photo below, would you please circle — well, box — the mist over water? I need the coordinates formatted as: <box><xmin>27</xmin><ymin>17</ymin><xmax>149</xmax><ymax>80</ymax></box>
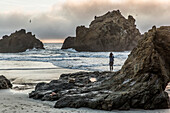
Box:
<box><xmin>0</xmin><ymin>43</ymin><xmax>130</xmax><ymax>71</ymax></box>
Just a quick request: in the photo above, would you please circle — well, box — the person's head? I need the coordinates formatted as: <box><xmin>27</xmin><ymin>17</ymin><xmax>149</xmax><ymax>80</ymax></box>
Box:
<box><xmin>110</xmin><ymin>52</ymin><xmax>113</xmax><ymax>57</ymax></box>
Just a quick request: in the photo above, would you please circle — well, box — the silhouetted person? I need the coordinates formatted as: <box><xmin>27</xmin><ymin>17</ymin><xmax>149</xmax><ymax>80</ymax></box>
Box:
<box><xmin>109</xmin><ymin>52</ymin><xmax>114</xmax><ymax>71</ymax></box>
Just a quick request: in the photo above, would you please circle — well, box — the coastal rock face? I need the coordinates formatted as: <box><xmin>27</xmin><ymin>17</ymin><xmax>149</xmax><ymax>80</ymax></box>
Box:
<box><xmin>30</xmin><ymin>26</ymin><xmax>170</xmax><ymax>110</ymax></box>
<box><xmin>0</xmin><ymin>75</ymin><xmax>12</xmax><ymax>89</ymax></box>
<box><xmin>0</xmin><ymin>29</ymin><xmax>44</xmax><ymax>53</ymax></box>
<box><xmin>62</xmin><ymin>10</ymin><xmax>141</xmax><ymax>52</ymax></box>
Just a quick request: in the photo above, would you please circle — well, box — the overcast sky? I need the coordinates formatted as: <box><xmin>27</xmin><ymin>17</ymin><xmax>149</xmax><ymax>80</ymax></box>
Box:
<box><xmin>0</xmin><ymin>0</ymin><xmax>170</xmax><ymax>40</ymax></box>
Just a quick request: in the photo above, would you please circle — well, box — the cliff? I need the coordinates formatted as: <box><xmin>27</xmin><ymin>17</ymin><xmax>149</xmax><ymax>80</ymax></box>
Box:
<box><xmin>30</xmin><ymin>26</ymin><xmax>170</xmax><ymax>110</ymax></box>
<box><xmin>62</xmin><ymin>10</ymin><xmax>141</xmax><ymax>52</ymax></box>
<box><xmin>0</xmin><ymin>29</ymin><xmax>44</xmax><ymax>53</ymax></box>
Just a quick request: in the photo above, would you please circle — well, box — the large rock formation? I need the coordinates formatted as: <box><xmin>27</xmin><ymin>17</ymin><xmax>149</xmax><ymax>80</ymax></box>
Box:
<box><xmin>30</xmin><ymin>26</ymin><xmax>170</xmax><ymax>110</ymax></box>
<box><xmin>0</xmin><ymin>75</ymin><xmax>12</xmax><ymax>89</ymax></box>
<box><xmin>62</xmin><ymin>10</ymin><xmax>141</xmax><ymax>52</ymax></box>
<box><xmin>0</xmin><ymin>29</ymin><xmax>44</xmax><ymax>53</ymax></box>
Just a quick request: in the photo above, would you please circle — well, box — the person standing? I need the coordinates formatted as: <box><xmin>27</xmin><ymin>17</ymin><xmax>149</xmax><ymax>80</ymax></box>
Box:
<box><xmin>109</xmin><ymin>52</ymin><xmax>114</xmax><ymax>71</ymax></box>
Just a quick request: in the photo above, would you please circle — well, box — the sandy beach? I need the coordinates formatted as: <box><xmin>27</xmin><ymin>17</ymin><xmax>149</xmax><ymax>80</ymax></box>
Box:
<box><xmin>0</xmin><ymin>89</ymin><xmax>169</xmax><ymax>113</ymax></box>
<box><xmin>0</xmin><ymin>61</ymin><xmax>169</xmax><ymax>113</ymax></box>
<box><xmin>0</xmin><ymin>61</ymin><xmax>84</xmax><ymax>84</ymax></box>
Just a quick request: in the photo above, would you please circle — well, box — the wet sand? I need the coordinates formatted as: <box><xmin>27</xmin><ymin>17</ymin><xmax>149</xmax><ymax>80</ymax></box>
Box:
<box><xmin>0</xmin><ymin>61</ymin><xmax>84</xmax><ymax>85</ymax></box>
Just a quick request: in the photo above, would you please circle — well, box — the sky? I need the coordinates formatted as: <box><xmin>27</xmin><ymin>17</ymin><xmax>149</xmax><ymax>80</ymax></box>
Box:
<box><xmin>0</xmin><ymin>0</ymin><xmax>170</xmax><ymax>43</ymax></box>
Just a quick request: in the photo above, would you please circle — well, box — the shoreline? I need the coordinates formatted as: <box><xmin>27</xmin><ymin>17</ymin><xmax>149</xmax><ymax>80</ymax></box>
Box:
<box><xmin>0</xmin><ymin>60</ymin><xmax>85</xmax><ymax>85</ymax></box>
<box><xmin>0</xmin><ymin>60</ymin><xmax>169</xmax><ymax>113</ymax></box>
<box><xmin>0</xmin><ymin>89</ymin><xmax>169</xmax><ymax>113</ymax></box>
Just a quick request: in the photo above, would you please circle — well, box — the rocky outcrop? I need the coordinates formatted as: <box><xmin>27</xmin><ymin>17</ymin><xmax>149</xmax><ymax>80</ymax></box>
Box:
<box><xmin>0</xmin><ymin>75</ymin><xmax>12</xmax><ymax>89</ymax></box>
<box><xmin>62</xmin><ymin>10</ymin><xmax>141</xmax><ymax>52</ymax></box>
<box><xmin>29</xmin><ymin>71</ymin><xmax>112</xmax><ymax>101</ymax></box>
<box><xmin>0</xmin><ymin>29</ymin><xmax>44</xmax><ymax>53</ymax></box>
<box><xmin>30</xmin><ymin>26</ymin><xmax>170</xmax><ymax>110</ymax></box>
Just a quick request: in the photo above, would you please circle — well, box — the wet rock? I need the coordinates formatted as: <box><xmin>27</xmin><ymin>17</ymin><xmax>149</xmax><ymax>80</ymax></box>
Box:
<box><xmin>30</xmin><ymin>26</ymin><xmax>170</xmax><ymax>110</ymax></box>
<box><xmin>0</xmin><ymin>75</ymin><xmax>12</xmax><ymax>89</ymax></box>
<box><xmin>62</xmin><ymin>10</ymin><xmax>141</xmax><ymax>52</ymax></box>
<box><xmin>0</xmin><ymin>29</ymin><xmax>44</xmax><ymax>53</ymax></box>
<box><xmin>29</xmin><ymin>71</ymin><xmax>112</xmax><ymax>101</ymax></box>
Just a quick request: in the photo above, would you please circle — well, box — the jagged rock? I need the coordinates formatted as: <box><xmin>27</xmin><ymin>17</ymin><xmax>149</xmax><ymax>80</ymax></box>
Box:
<box><xmin>62</xmin><ymin>10</ymin><xmax>141</xmax><ymax>52</ymax></box>
<box><xmin>0</xmin><ymin>75</ymin><xmax>12</xmax><ymax>89</ymax></box>
<box><xmin>0</xmin><ymin>29</ymin><xmax>44</xmax><ymax>53</ymax></box>
<box><xmin>30</xmin><ymin>26</ymin><xmax>170</xmax><ymax>110</ymax></box>
<box><xmin>29</xmin><ymin>71</ymin><xmax>112</xmax><ymax>100</ymax></box>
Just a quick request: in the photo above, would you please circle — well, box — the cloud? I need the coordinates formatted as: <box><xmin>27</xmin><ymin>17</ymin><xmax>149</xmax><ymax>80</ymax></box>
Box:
<box><xmin>1</xmin><ymin>0</ymin><xmax>170</xmax><ymax>39</ymax></box>
<box><xmin>56</xmin><ymin>0</ymin><xmax>170</xmax><ymax>33</ymax></box>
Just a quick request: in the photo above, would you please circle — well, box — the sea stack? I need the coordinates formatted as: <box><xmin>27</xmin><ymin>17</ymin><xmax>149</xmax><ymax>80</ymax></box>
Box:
<box><xmin>62</xmin><ymin>10</ymin><xmax>141</xmax><ymax>52</ymax></box>
<box><xmin>30</xmin><ymin>26</ymin><xmax>170</xmax><ymax>110</ymax></box>
<box><xmin>0</xmin><ymin>29</ymin><xmax>44</xmax><ymax>53</ymax></box>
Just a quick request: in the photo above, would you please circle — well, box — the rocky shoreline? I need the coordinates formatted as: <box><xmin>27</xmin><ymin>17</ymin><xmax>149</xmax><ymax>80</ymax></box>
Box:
<box><xmin>29</xmin><ymin>71</ymin><xmax>113</xmax><ymax>101</ymax></box>
<box><xmin>30</xmin><ymin>26</ymin><xmax>170</xmax><ymax>110</ymax></box>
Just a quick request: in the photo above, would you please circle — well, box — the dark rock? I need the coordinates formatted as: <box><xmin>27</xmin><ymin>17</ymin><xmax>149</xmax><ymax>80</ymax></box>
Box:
<box><xmin>0</xmin><ymin>75</ymin><xmax>12</xmax><ymax>89</ymax></box>
<box><xmin>0</xmin><ymin>29</ymin><xmax>44</xmax><ymax>53</ymax></box>
<box><xmin>62</xmin><ymin>10</ymin><xmax>141</xmax><ymax>52</ymax></box>
<box><xmin>2</xmin><ymin>35</ymin><xmax>8</xmax><ymax>39</ymax></box>
<box><xmin>29</xmin><ymin>71</ymin><xmax>112</xmax><ymax>100</ymax></box>
<box><xmin>61</xmin><ymin>36</ymin><xmax>75</xmax><ymax>50</ymax></box>
<box><xmin>30</xmin><ymin>26</ymin><xmax>170</xmax><ymax>110</ymax></box>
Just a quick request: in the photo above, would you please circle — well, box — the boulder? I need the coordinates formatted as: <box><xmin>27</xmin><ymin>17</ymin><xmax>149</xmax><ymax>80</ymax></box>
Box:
<box><xmin>62</xmin><ymin>10</ymin><xmax>141</xmax><ymax>52</ymax></box>
<box><xmin>30</xmin><ymin>26</ymin><xmax>170</xmax><ymax>110</ymax></box>
<box><xmin>0</xmin><ymin>29</ymin><xmax>44</xmax><ymax>53</ymax></box>
<box><xmin>0</xmin><ymin>75</ymin><xmax>12</xmax><ymax>89</ymax></box>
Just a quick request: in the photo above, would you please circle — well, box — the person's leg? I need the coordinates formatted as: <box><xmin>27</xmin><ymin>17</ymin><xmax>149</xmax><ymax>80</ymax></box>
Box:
<box><xmin>112</xmin><ymin>64</ymin><xmax>114</xmax><ymax>71</ymax></box>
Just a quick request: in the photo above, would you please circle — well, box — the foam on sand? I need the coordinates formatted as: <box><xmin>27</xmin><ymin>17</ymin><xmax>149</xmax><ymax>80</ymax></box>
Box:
<box><xmin>0</xmin><ymin>60</ymin><xmax>84</xmax><ymax>85</ymax></box>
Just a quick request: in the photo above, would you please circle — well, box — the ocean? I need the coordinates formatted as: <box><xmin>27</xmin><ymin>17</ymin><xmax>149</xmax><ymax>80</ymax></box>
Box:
<box><xmin>0</xmin><ymin>43</ymin><xmax>130</xmax><ymax>72</ymax></box>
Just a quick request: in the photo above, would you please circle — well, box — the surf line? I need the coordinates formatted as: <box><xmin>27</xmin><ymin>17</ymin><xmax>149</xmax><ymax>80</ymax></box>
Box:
<box><xmin>0</xmin><ymin>68</ymin><xmax>61</xmax><ymax>70</ymax></box>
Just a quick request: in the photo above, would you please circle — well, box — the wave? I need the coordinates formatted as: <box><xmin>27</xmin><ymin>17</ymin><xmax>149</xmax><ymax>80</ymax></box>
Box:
<box><xmin>63</xmin><ymin>48</ymin><xmax>78</xmax><ymax>53</ymax></box>
<box><xmin>0</xmin><ymin>43</ymin><xmax>130</xmax><ymax>71</ymax></box>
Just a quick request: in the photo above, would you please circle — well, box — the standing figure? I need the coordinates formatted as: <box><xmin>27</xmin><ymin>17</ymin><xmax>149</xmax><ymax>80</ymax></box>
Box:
<box><xmin>109</xmin><ymin>52</ymin><xmax>114</xmax><ymax>71</ymax></box>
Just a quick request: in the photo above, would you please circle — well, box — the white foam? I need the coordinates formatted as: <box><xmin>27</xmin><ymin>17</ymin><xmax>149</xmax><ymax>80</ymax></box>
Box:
<box><xmin>0</xmin><ymin>43</ymin><xmax>130</xmax><ymax>71</ymax></box>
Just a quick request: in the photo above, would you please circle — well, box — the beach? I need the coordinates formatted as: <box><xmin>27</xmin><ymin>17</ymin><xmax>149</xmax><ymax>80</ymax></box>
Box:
<box><xmin>0</xmin><ymin>60</ymin><xmax>169</xmax><ymax>113</ymax></box>
<box><xmin>0</xmin><ymin>0</ymin><xmax>170</xmax><ymax>112</ymax></box>
<box><xmin>1</xmin><ymin>60</ymin><xmax>84</xmax><ymax>84</ymax></box>
<box><xmin>0</xmin><ymin>89</ymin><xmax>169</xmax><ymax>113</ymax></box>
